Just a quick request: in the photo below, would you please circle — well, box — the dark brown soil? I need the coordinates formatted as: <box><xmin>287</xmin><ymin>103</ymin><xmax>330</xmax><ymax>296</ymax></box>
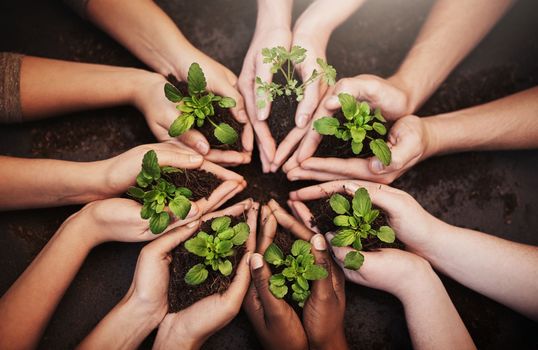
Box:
<box><xmin>165</xmin><ymin>169</ymin><xmax>221</xmax><ymax>201</ymax></box>
<box><xmin>314</xmin><ymin>110</ymin><xmax>390</xmax><ymax>159</ymax></box>
<box><xmin>168</xmin><ymin>214</ymin><xmax>248</xmax><ymax>313</ymax></box>
<box><xmin>305</xmin><ymin>194</ymin><xmax>404</xmax><ymax>251</ymax></box>
<box><xmin>267</xmin><ymin>74</ymin><xmax>300</xmax><ymax>144</ymax></box>
<box><xmin>167</xmin><ymin>76</ymin><xmax>244</xmax><ymax>151</ymax></box>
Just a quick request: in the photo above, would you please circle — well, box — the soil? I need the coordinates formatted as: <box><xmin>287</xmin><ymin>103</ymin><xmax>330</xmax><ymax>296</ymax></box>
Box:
<box><xmin>267</xmin><ymin>74</ymin><xmax>300</xmax><ymax>144</ymax></box>
<box><xmin>167</xmin><ymin>76</ymin><xmax>244</xmax><ymax>151</ymax></box>
<box><xmin>168</xmin><ymin>214</ymin><xmax>248</xmax><ymax>313</ymax></box>
<box><xmin>305</xmin><ymin>194</ymin><xmax>404</xmax><ymax>250</ymax></box>
<box><xmin>165</xmin><ymin>169</ymin><xmax>222</xmax><ymax>201</ymax></box>
<box><xmin>314</xmin><ymin>110</ymin><xmax>390</xmax><ymax>159</ymax></box>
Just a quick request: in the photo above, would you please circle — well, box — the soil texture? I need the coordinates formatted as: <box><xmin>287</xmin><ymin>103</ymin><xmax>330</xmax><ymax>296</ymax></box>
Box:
<box><xmin>267</xmin><ymin>74</ymin><xmax>300</xmax><ymax>144</ymax></box>
<box><xmin>165</xmin><ymin>169</ymin><xmax>221</xmax><ymax>201</ymax></box>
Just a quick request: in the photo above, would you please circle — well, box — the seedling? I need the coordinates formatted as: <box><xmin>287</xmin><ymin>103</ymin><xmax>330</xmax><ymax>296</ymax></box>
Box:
<box><xmin>328</xmin><ymin>188</ymin><xmax>395</xmax><ymax>270</ymax></box>
<box><xmin>164</xmin><ymin>62</ymin><xmax>238</xmax><ymax>144</ymax></box>
<box><xmin>313</xmin><ymin>92</ymin><xmax>392</xmax><ymax>166</ymax></box>
<box><xmin>127</xmin><ymin>150</ymin><xmax>192</xmax><ymax>235</ymax></box>
<box><xmin>264</xmin><ymin>239</ymin><xmax>328</xmax><ymax>307</ymax></box>
<box><xmin>256</xmin><ymin>46</ymin><xmax>336</xmax><ymax>108</ymax></box>
<box><xmin>184</xmin><ymin>216</ymin><xmax>250</xmax><ymax>285</ymax></box>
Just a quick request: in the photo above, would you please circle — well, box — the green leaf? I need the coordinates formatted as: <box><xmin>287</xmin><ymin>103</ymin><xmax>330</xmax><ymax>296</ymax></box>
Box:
<box><xmin>140</xmin><ymin>202</ymin><xmax>153</xmax><ymax>220</ymax></box>
<box><xmin>370</xmin><ymin>139</ymin><xmax>392</xmax><ymax>166</ymax></box>
<box><xmin>304</xmin><ymin>264</ymin><xmax>328</xmax><ymax>280</ymax></box>
<box><xmin>169</xmin><ymin>196</ymin><xmax>191</xmax><ymax>219</ymax></box>
<box><xmin>282</xmin><ymin>267</ymin><xmax>296</xmax><ymax>279</ymax></box>
<box><xmin>127</xmin><ymin>186</ymin><xmax>144</xmax><ymax>199</ymax></box>
<box><xmin>136</xmin><ymin>172</ymin><xmax>151</xmax><ymax>188</ymax></box>
<box><xmin>161</xmin><ymin>165</ymin><xmax>182</xmax><ymax>174</ymax></box>
<box><xmin>372</xmin><ymin>122</ymin><xmax>387</xmax><ymax>135</ymax></box>
<box><xmin>185</xmin><ymin>264</ymin><xmax>209</xmax><ymax>285</ymax></box>
<box><xmin>291</xmin><ymin>240</ymin><xmax>311</xmax><ymax>257</ymax></box>
<box><xmin>364</xmin><ymin>209</ymin><xmax>379</xmax><ymax>224</ymax></box>
<box><xmin>331</xmin><ymin>229</ymin><xmax>356</xmax><ymax>247</ymax></box>
<box><xmin>218</xmin><ymin>96</ymin><xmax>236</xmax><ymax>108</ymax></box>
<box><xmin>185</xmin><ymin>236</ymin><xmax>209</xmax><ymax>257</ymax></box>
<box><xmin>214</xmin><ymin>122</ymin><xmax>238</xmax><ymax>145</ymax></box>
<box><xmin>352</xmin><ymin>188</ymin><xmax>372</xmax><ymax>217</ymax></box>
<box><xmin>149</xmin><ymin>211</ymin><xmax>170</xmax><ymax>234</ymax></box>
<box><xmin>270</xmin><ymin>273</ymin><xmax>286</xmax><ymax>287</ymax></box>
<box><xmin>169</xmin><ymin>114</ymin><xmax>195</xmax><ymax>137</ymax></box>
<box><xmin>264</xmin><ymin>243</ymin><xmax>284</xmax><ymax>265</ymax></box>
<box><xmin>176</xmin><ymin>187</ymin><xmax>192</xmax><ymax>198</ymax></box>
<box><xmin>141</xmin><ymin>150</ymin><xmax>161</xmax><ymax>180</ymax></box>
<box><xmin>217</xmin><ymin>228</ymin><xmax>235</xmax><ymax>240</ymax></box>
<box><xmin>344</xmin><ymin>251</ymin><xmax>364</xmax><ymax>270</ymax></box>
<box><xmin>164</xmin><ymin>83</ymin><xmax>182</xmax><ymax>102</ymax></box>
<box><xmin>231</xmin><ymin>222</ymin><xmax>250</xmax><ymax>245</ymax></box>
<box><xmin>351</xmin><ymin>141</ymin><xmax>363</xmax><ymax>155</ymax></box>
<box><xmin>329</xmin><ymin>193</ymin><xmax>350</xmax><ymax>214</ymax></box>
<box><xmin>359</xmin><ymin>101</ymin><xmax>370</xmax><ymax>116</ymax></box>
<box><xmin>338</xmin><ymin>93</ymin><xmax>357</xmax><ymax>120</ymax></box>
<box><xmin>333</xmin><ymin>215</ymin><xmax>350</xmax><ymax>227</ymax></box>
<box><xmin>313</xmin><ymin>117</ymin><xmax>340</xmax><ymax>135</ymax></box>
<box><xmin>187</xmin><ymin>62</ymin><xmax>207</xmax><ymax>95</ymax></box>
<box><xmin>350</xmin><ymin>127</ymin><xmax>366</xmax><ymax>143</ymax></box>
<box><xmin>378</xmin><ymin>226</ymin><xmax>396</xmax><ymax>243</ymax></box>
<box><xmin>216</xmin><ymin>240</ymin><xmax>233</xmax><ymax>254</ymax></box>
<box><xmin>269</xmin><ymin>283</ymin><xmax>288</xmax><ymax>299</ymax></box>
<box><xmin>218</xmin><ymin>259</ymin><xmax>233</xmax><ymax>276</ymax></box>
<box><xmin>211</xmin><ymin>216</ymin><xmax>231</xmax><ymax>232</ymax></box>
<box><xmin>374</xmin><ymin>108</ymin><xmax>386</xmax><ymax>122</ymax></box>
<box><xmin>317</xmin><ymin>58</ymin><xmax>336</xmax><ymax>85</ymax></box>
<box><xmin>352</xmin><ymin>237</ymin><xmax>363</xmax><ymax>250</ymax></box>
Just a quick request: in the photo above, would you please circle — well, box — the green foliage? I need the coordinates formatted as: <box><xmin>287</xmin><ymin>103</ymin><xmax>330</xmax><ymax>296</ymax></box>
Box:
<box><xmin>264</xmin><ymin>239</ymin><xmax>328</xmax><ymax>307</ymax></box>
<box><xmin>313</xmin><ymin>93</ymin><xmax>392</xmax><ymax>166</ymax></box>
<box><xmin>164</xmin><ymin>63</ymin><xmax>238</xmax><ymax>145</ymax></box>
<box><xmin>184</xmin><ymin>216</ymin><xmax>250</xmax><ymax>286</ymax></box>
<box><xmin>329</xmin><ymin>188</ymin><xmax>395</xmax><ymax>270</ymax></box>
<box><xmin>256</xmin><ymin>46</ymin><xmax>336</xmax><ymax>107</ymax></box>
<box><xmin>127</xmin><ymin>150</ymin><xmax>192</xmax><ymax>235</ymax></box>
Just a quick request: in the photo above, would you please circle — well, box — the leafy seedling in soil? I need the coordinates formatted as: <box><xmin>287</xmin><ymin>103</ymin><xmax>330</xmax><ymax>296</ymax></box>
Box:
<box><xmin>256</xmin><ymin>46</ymin><xmax>336</xmax><ymax>109</ymax></box>
<box><xmin>314</xmin><ymin>92</ymin><xmax>392</xmax><ymax>166</ymax></box>
<box><xmin>164</xmin><ymin>62</ymin><xmax>238</xmax><ymax>145</ymax></box>
<box><xmin>264</xmin><ymin>239</ymin><xmax>328</xmax><ymax>307</ymax></box>
<box><xmin>184</xmin><ymin>216</ymin><xmax>250</xmax><ymax>285</ymax></box>
<box><xmin>328</xmin><ymin>188</ymin><xmax>395</xmax><ymax>270</ymax></box>
<box><xmin>127</xmin><ymin>150</ymin><xmax>192</xmax><ymax>235</ymax></box>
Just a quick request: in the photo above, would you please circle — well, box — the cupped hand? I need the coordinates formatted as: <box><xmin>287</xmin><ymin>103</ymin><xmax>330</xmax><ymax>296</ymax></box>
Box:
<box><xmin>153</xmin><ymin>199</ymin><xmax>258</xmax><ymax>350</ymax></box>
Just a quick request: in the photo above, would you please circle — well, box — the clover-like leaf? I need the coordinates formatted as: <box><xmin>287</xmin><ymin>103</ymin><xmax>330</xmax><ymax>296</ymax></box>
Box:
<box><xmin>369</xmin><ymin>138</ymin><xmax>392</xmax><ymax>166</ymax></box>
<box><xmin>344</xmin><ymin>251</ymin><xmax>364</xmax><ymax>270</ymax></box>
<box><xmin>351</xmin><ymin>141</ymin><xmax>364</xmax><ymax>155</ymax></box>
<box><xmin>185</xmin><ymin>263</ymin><xmax>209</xmax><ymax>285</ymax></box>
<box><xmin>329</xmin><ymin>193</ymin><xmax>350</xmax><ymax>214</ymax></box>
<box><xmin>378</xmin><ymin>226</ymin><xmax>396</xmax><ymax>243</ymax></box>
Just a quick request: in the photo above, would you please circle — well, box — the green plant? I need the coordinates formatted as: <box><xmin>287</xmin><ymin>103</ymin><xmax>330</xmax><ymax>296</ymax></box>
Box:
<box><xmin>256</xmin><ymin>46</ymin><xmax>336</xmax><ymax>109</ymax></box>
<box><xmin>328</xmin><ymin>188</ymin><xmax>395</xmax><ymax>270</ymax></box>
<box><xmin>184</xmin><ymin>216</ymin><xmax>250</xmax><ymax>285</ymax></box>
<box><xmin>313</xmin><ymin>92</ymin><xmax>392</xmax><ymax>166</ymax></box>
<box><xmin>127</xmin><ymin>150</ymin><xmax>192</xmax><ymax>235</ymax></box>
<box><xmin>164</xmin><ymin>62</ymin><xmax>238</xmax><ymax>144</ymax></box>
<box><xmin>264</xmin><ymin>239</ymin><xmax>328</xmax><ymax>307</ymax></box>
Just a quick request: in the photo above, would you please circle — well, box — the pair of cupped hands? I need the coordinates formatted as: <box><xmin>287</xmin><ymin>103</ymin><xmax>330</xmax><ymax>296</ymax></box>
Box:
<box><xmin>131</xmin><ymin>24</ymin><xmax>433</xmax><ymax>185</ymax></box>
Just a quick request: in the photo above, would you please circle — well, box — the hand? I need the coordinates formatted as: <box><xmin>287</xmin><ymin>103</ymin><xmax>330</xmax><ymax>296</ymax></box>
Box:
<box><xmin>238</xmin><ymin>26</ymin><xmax>292</xmax><ymax>172</ymax></box>
<box><xmin>285</xmin><ymin>115</ymin><xmax>432</xmax><ymax>183</ymax></box>
<box><xmin>133</xmin><ymin>72</ymin><xmax>253</xmax><ymax>167</ymax></box>
<box><xmin>153</xmin><ymin>199</ymin><xmax>258</xmax><ymax>350</ymax></box>
<box><xmin>96</xmin><ymin>142</ymin><xmax>246</xmax><ymax>214</ymax></box>
<box><xmin>303</xmin><ymin>234</ymin><xmax>347</xmax><ymax>350</ymax></box>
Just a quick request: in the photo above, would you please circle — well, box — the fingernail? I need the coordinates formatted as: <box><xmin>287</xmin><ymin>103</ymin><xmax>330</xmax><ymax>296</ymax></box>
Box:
<box><xmin>251</xmin><ymin>253</ymin><xmax>263</xmax><ymax>270</ymax></box>
<box><xmin>189</xmin><ymin>154</ymin><xmax>203</xmax><ymax>163</ymax></box>
<box><xmin>196</xmin><ymin>141</ymin><xmax>209</xmax><ymax>155</ymax></box>
<box><xmin>344</xmin><ymin>182</ymin><xmax>359</xmax><ymax>193</ymax></box>
<box><xmin>257</xmin><ymin>109</ymin><xmax>267</xmax><ymax>121</ymax></box>
<box><xmin>187</xmin><ymin>220</ymin><xmax>199</xmax><ymax>228</ymax></box>
<box><xmin>312</xmin><ymin>234</ymin><xmax>327</xmax><ymax>250</ymax></box>
<box><xmin>371</xmin><ymin>159</ymin><xmax>384</xmax><ymax>173</ymax></box>
<box><xmin>297</xmin><ymin>113</ymin><xmax>309</xmax><ymax>128</ymax></box>
<box><xmin>326</xmin><ymin>95</ymin><xmax>339</xmax><ymax>106</ymax></box>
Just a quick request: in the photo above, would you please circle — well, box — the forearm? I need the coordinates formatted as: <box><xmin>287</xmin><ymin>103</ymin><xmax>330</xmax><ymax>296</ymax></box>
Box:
<box><xmin>20</xmin><ymin>56</ymin><xmax>151</xmax><ymax>120</ymax></box>
<box><xmin>256</xmin><ymin>0</ymin><xmax>293</xmax><ymax>31</ymax></box>
<box><xmin>0</xmin><ymin>156</ymin><xmax>108</xmax><ymax>210</ymax></box>
<box><xmin>417</xmin><ymin>221</ymin><xmax>538</xmax><ymax>320</ymax></box>
<box><xmin>423</xmin><ymin>86</ymin><xmax>538</xmax><ymax>157</ymax></box>
<box><xmin>86</xmin><ymin>0</ymin><xmax>194</xmax><ymax>78</ymax></box>
<box><xmin>0</xmin><ymin>216</ymin><xmax>94</xmax><ymax>349</ymax></box>
<box><xmin>398</xmin><ymin>268</ymin><xmax>475</xmax><ymax>350</ymax></box>
<box><xmin>391</xmin><ymin>0</ymin><xmax>514</xmax><ymax>112</ymax></box>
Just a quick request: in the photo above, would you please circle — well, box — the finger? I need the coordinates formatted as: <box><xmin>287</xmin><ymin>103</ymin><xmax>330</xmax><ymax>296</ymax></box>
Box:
<box><xmin>295</xmin><ymin>78</ymin><xmax>322</xmax><ymax>128</ymax></box>
<box><xmin>202</xmin><ymin>198</ymin><xmax>254</xmax><ymax>221</ymax></box>
<box><xmin>267</xmin><ymin>199</ymin><xmax>313</xmax><ymax>241</ymax></box>
<box><xmin>258</xmin><ymin>205</ymin><xmax>277</xmax><ymax>254</ymax></box>
<box><xmin>296</xmin><ymin>100</ymin><xmax>332</xmax><ymax>163</ymax></box>
<box><xmin>241</xmin><ymin>122</ymin><xmax>255</xmax><ymax>152</ymax></box>
<box><xmin>200</xmin><ymin>160</ymin><xmax>244</xmax><ymax>182</ymax></box>
<box><xmin>286</xmin><ymin>200</ymin><xmax>319</xmax><ymax>233</ymax></box>
<box><xmin>259</xmin><ymin>142</ymin><xmax>271</xmax><ymax>173</ymax></box>
<box><xmin>309</xmin><ymin>234</ymin><xmax>336</xmax><ymax>300</ymax></box>
<box><xmin>203</xmin><ymin>180</ymin><xmax>243</xmax><ymax>213</ymax></box>
<box><xmin>289</xmin><ymin>181</ymin><xmax>348</xmax><ymax>201</ymax></box>
<box><xmin>177</xmin><ymin>129</ymin><xmax>211</xmax><ymax>155</ymax></box>
<box><xmin>222</xmin><ymin>252</ymin><xmax>252</xmax><ymax>303</ymax></box>
<box><xmin>155</xmin><ymin>150</ymin><xmax>204</xmax><ymax>169</ymax></box>
<box><xmin>154</xmin><ymin>141</ymin><xmax>199</xmax><ymax>154</ymax></box>
<box><xmin>252</xmin><ymin>120</ymin><xmax>276</xmax><ymax>165</ymax></box>
<box><xmin>204</xmin><ymin>149</ymin><xmax>250</xmax><ymax>166</ymax></box>
<box><xmin>250</xmin><ymin>253</ymin><xmax>289</xmax><ymax>317</ymax></box>
<box><xmin>282</xmin><ymin>148</ymin><xmax>300</xmax><ymax>173</ymax></box>
<box><xmin>271</xmin><ymin>126</ymin><xmax>309</xmax><ymax>172</ymax></box>
<box><xmin>301</xmin><ymin>157</ymin><xmax>372</xmax><ymax>179</ymax></box>
<box><xmin>143</xmin><ymin>221</ymin><xmax>200</xmax><ymax>256</ymax></box>
<box><xmin>324</xmin><ymin>77</ymin><xmax>380</xmax><ymax>110</ymax></box>
<box><xmin>254</xmin><ymin>56</ymin><xmax>273</xmax><ymax>121</ymax></box>
<box><xmin>245</xmin><ymin>202</ymin><xmax>259</xmax><ymax>252</ymax></box>
<box><xmin>286</xmin><ymin>167</ymin><xmax>345</xmax><ymax>182</ymax></box>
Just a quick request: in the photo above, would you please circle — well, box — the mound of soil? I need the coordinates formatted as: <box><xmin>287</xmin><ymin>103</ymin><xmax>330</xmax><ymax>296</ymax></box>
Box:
<box><xmin>165</xmin><ymin>169</ymin><xmax>221</xmax><ymax>201</ymax></box>
<box><xmin>168</xmin><ymin>214</ymin><xmax>248</xmax><ymax>312</ymax></box>
<box><xmin>267</xmin><ymin>74</ymin><xmax>300</xmax><ymax>144</ymax></box>
<box><xmin>168</xmin><ymin>77</ymin><xmax>244</xmax><ymax>151</ymax></box>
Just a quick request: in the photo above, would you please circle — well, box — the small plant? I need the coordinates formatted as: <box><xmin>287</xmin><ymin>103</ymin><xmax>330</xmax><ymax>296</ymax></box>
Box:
<box><xmin>313</xmin><ymin>92</ymin><xmax>392</xmax><ymax>166</ymax></box>
<box><xmin>256</xmin><ymin>46</ymin><xmax>336</xmax><ymax>108</ymax></box>
<box><xmin>264</xmin><ymin>239</ymin><xmax>328</xmax><ymax>307</ymax></box>
<box><xmin>127</xmin><ymin>150</ymin><xmax>192</xmax><ymax>235</ymax></box>
<box><xmin>164</xmin><ymin>62</ymin><xmax>238</xmax><ymax>144</ymax></box>
<box><xmin>184</xmin><ymin>216</ymin><xmax>250</xmax><ymax>285</ymax></box>
<box><xmin>328</xmin><ymin>188</ymin><xmax>395</xmax><ymax>270</ymax></box>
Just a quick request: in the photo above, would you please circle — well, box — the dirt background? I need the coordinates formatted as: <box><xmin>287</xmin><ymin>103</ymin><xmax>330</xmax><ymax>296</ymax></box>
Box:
<box><xmin>0</xmin><ymin>0</ymin><xmax>537</xmax><ymax>349</ymax></box>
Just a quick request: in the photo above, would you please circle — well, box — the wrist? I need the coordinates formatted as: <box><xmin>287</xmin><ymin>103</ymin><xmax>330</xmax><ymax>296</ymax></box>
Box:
<box><xmin>256</xmin><ymin>0</ymin><xmax>292</xmax><ymax>32</ymax></box>
<box><xmin>154</xmin><ymin>314</ymin><xmax>201</xmax><ymax>350</ymax></box>
<box><xmin>310</xmin><ymin>331</ymin><xmax>348</xmax><ymax>350</ymax></box>
<box><xmin>386</xmin><ymin>74</ymin><xmax>417</xmax><ymax>115</ymax></box>
<box><xmin>390</xmin><ymin>257</ymin><xmax>437</xmax><ymax>302</ymax></box>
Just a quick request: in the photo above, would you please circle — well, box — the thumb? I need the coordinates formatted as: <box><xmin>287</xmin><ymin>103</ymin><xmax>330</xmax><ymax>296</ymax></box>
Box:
<box><xmin>309</xmin><ymin>234</ymin><xmax>335</xmax><ymax>301</ymax></box>
<box><xmin>250</xmin><ymin>253</ymin><xmax>288</xmax><ymax>319</ymax></box>
<box><xmin>295</xmin><ymin>69</ymin><xmax>322</xmax><ymax>128</ymax></box>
